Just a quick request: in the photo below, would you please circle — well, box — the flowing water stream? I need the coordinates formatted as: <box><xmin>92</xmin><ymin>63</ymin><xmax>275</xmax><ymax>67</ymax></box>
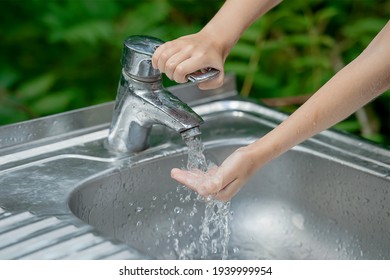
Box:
<box><xmin>173</xmin><ymin>129</ymin><xmax>231</xmax><ymax>259</ymax></box>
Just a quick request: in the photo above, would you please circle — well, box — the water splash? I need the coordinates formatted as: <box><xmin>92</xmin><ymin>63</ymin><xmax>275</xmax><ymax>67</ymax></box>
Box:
<box><xmin>179</xmin><ymin>128</ymin><xmax>231</xmax><ymax>259</ymax></box>
<box><xmin>199</xmin><ymin>198</ymin><xmax>231</xmax><ymax>259</ymax></box>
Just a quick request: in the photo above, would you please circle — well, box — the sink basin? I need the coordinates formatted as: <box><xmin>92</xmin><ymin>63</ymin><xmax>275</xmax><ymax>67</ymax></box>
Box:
<box><xmin>1</xmin><ymin>75</ymin><xmax>389</xmax><ymax>259</ymax></box>
<box><xmin>69</xmin><ymin>104</ymin><xmax>390</xmax><ymax>260</ymax></box>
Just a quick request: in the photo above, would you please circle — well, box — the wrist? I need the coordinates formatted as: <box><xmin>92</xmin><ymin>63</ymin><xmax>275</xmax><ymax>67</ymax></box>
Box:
<box><xmin>245</xmin><ymin>136</ymin><xmax>282</xmax><ymax>170</ymax></box>
<box><xmin>200</xmin><ymin>0</ymin><xmax>282</xmax><ymax>60</ymax></box>
<box><xmin>199</xmin><ymin>25</ymin><xmax>234</xmax><ymax>60</ymax></box>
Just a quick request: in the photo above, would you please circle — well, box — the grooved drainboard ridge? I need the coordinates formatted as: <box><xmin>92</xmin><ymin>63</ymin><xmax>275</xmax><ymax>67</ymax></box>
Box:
<box><xmin>0</xmin><ymin>209</ymin><xmax>142</xmax><ymax>260</ymax></box>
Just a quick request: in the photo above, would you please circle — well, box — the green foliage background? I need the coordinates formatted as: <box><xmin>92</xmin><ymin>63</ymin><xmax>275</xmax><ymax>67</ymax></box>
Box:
<box><xmin>1</xmin><ymin>0</ymin><xmax>389</xmax><ymax>145</ymax></box>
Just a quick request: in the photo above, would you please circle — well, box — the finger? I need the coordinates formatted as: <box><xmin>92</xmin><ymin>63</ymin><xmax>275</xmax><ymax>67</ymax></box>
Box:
<box><xmin>171</xmin><ymin>168</ymin><xmax>207</xmax><ymax>195</ymax></box>
<box><xmin>171</xmin><ymin>167</ymin><xmax>223</xmax><ymax>197</ymax></box>
<box><xmin>197</xmin><ymin>72</ymin><xmax>224</xmax><ymax>90</ymax></box>
<box><xmin>151</xmin><ymin>44</ymin><xmax>165</xmax><ymax>69</ymax></box>
<box><xmin>164</xmin><ymin>51</ymin><xmax>192</xmax><ymax>81</ymax></box>
<box><xmin>173</xmin><ymin>57</ymin><xmax>223</xmax><ymax>85</ymax></box>
<box><xmin>153</xmin><ymin>42</ymin><xmax>180</xmax><ymax>73</ymax></box>
<box><xmin>172</xmin><ymin>58</ymin><xmax>205</xmax><ymax>84</ymax></box>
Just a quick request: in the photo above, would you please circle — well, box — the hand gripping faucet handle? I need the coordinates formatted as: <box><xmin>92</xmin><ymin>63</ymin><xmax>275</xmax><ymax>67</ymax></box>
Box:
<box><xmin>151</xmin><ymin>42</ymin><xmax>220</xmax><ymax>83</ymax></box>
<box><xmin>122</xmin><ymin>35</ymin><xmax>220</xmax><ymax>83</ymax></box>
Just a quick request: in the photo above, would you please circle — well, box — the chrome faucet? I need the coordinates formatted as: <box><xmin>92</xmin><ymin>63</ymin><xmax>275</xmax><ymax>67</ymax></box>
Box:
<box><xmin>106</xmin><ymin>35</ymin><xmax>219</xmax><ymax>153</ymax></box>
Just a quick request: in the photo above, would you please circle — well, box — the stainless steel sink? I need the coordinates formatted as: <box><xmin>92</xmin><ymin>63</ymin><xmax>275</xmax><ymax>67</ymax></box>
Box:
<box><xmin>68</xmin><ymin>112</ymin><xmax>390</xmax><ymax>260</ymax></box>
<box><xmin>1</xmin><ymin>75</ymin><xmax>389</xmax><ymax>259</ymax></box>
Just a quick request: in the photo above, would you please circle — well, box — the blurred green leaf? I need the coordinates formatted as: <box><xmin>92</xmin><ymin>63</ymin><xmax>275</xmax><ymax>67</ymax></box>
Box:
<box><xmin>0</xmin><ymin>68</ymin><xmax>19</xmax><ymax>88</ymax></box>
<box><xmin>30</xmin><ymin>90</ymin><xmax>73</xmax><ymax>115</ymax></box>
<box><xmin>230</xmin><ymin>43</ymin><xmax>256</xmax><ymax>59</ymax></box>
<box><xmin>333</xmin><ymin>119</ymin><xmax>361</xmax><ymax>133</ymax></box>
<box><xmin>251</xmin><ymin>73</ymin><xmax>280</xmax><ymax>95</ymax></box>
<box><xmin>17</xmin><ymin>74</ymin><xmax>56</xmax><ymax>101</ymax></box>
<box><xmin>292</xmin><ymin>55</ymin><xmax>331</xmax><ymax>70</ymax></box>
<box><xmin>0</xmin><ymin>105</ymin><xmax>30</xmax><ymax>124</ymax></box>
<box><xmin>362</xmin><ymin>133</ymin><xmax>386</xmax><ymax>143</ymax></box>
<box><xmin>224</xmin><ymin>62</ymin><xmax>251</xmax><ymax>77</ymax></box>
<box><xmin>49</xmin><ymin>20</ymin><xmax>113</xmax><ymax>44</ymax></box>
<box><xmin>315</xmin><ymin>7</ymin><xmax>338</xmax><ymax>22</ymax></box>
<box><xmin>119</xmin><ymin>2</ymin><xmax>170</xmax><ymax>36</ymax></box>
<box><xmin>342</xmin><ymin>18</ymin><xmax>388</xmax><ymax>39</ymax></box>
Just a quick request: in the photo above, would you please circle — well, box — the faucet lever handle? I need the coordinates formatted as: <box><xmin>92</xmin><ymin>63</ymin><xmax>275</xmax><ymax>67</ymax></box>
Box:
<box><xmin>187</xmin><ymin>68</ymin><xmax>220</xmax><ymax>83</ymax></box>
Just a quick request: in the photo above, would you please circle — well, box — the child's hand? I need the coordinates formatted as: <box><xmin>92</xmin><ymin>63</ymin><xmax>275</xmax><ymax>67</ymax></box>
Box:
<box><xmin>152</xmin><ymin>31</ymin><xmax>225</xmax><ymax>90</ymax></box>
<box><xmin>171</xmin><ymin>146</ymin><xmax>259</xmax><ymax>201</ymax></box>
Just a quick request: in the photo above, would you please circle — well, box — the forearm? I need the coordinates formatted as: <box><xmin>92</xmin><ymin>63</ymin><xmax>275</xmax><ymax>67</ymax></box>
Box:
<box><xmin>201</xmin><ymin>0</ymin><xmax>282</xmax><ymax>58</ymax></box>
<box><xmin>251</xmin><ymin>20</ymin><xmax>390</xmax><ymax>165</ymax></box>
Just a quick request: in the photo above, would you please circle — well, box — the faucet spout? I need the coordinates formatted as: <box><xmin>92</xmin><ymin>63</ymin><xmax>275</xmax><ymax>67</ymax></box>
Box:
<box><xmin>106</xmin><ymin>35</ymin><xmax>204</xmax><ymax>153</ymax></box>
<box><xmin>107</xmin><ymin>72</ymin><xmax>203</xmax><ymax>153</ymax></box>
